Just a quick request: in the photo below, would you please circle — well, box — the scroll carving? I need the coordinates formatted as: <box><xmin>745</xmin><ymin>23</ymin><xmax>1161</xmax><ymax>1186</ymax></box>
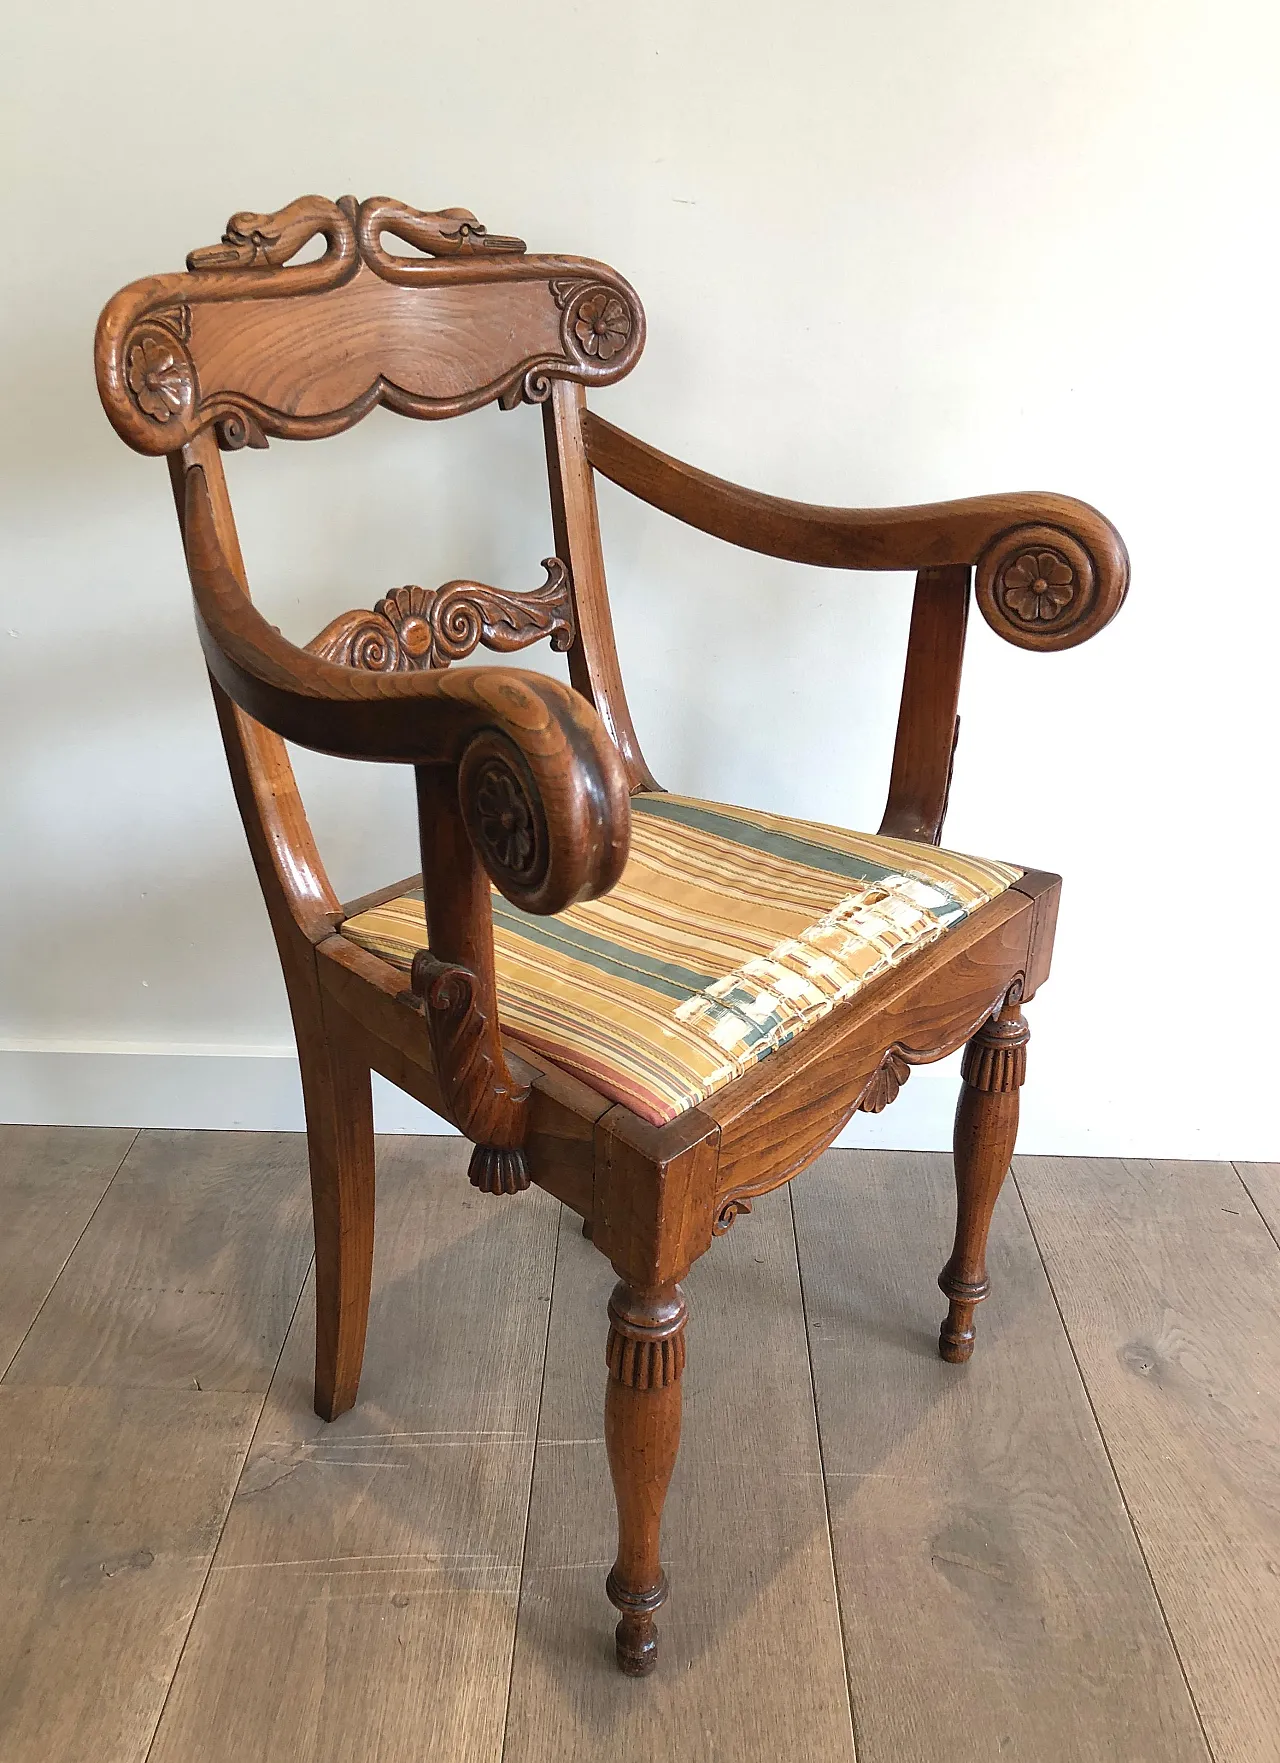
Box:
<box><xmin>711</xmin><ymin>980</ymin><xmax>1026</xmax><ymax>1235</ymax></box>
<box><xmin>307</xmin><ymin>559</ymin><xmax>574</xmax><ymax>673</ymax></box>
<box><xmin>97</xmin><ymin>193</ymin><xmax>646</xmax><ymax>456</ymax></box>
<box><xmin>713</xmin><ymin>1196</ymin><xmax>754</xmax><ymax>1235</ymax></box>
<box><xmin>605</xmin><ymin>1283</ymin><xmax>688</xmax><ymax>1391</ymax></box>
<box><xmin>975</xmin><ymin>524</ymin><xmax>1127</xmax><ymax>653</ymax></box>
<box><xmin>410</xmin><ymin>952</ymin><xmax>531</xmax><ymax>1194</ymax></box>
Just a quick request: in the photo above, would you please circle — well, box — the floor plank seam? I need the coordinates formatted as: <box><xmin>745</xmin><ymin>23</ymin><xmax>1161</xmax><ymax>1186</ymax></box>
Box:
<box><xmin>1010</xmin><ymin>1161</ymin><xmax>1218</xmax><ymax>1763</ymax></box>
<box><xmin>498</xmin><ymin>1201</ymin><xmax>562</xmax><ymax>1763</ymax></box>
<box><xmin>0</xmin><ymin>1126</ymin><xmax>140</xmax><ymax>1384</ymax></box>
<box><xmin>140</xmin><ymin>1246</ymin><xmax>317</xmax><ymax>1763</ymax></box>
<box><xmin>1232</xmin><ymin>1162</ymin><xmax>1280</xmax><ymax>1256</ymax></box>
<box><xmin>788</xmin><ymin>1183</ymin><xmax>862</xmax><ymax>1763</ymax></box>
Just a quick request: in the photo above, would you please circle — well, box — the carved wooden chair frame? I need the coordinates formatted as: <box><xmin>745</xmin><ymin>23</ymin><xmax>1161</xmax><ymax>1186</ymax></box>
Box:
<box><xmin>96</xmin><ymin>195</ymin><xmax>1127</xmax><ymax>1676</ymax></box>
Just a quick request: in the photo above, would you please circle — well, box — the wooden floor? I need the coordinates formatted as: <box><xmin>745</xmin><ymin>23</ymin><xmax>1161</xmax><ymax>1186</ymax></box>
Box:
<box><xmin>1</xmin><ymin>1128</ymin><xmax>1277</xmax><ymax>1762</ymax></box>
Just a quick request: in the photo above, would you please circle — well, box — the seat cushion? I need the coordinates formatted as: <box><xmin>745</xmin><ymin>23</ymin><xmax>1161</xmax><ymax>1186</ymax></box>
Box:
<box><xmin>340</xmin><ymin>793</ymin><xmax>1021</xmax><ymax>1128</ymax></box>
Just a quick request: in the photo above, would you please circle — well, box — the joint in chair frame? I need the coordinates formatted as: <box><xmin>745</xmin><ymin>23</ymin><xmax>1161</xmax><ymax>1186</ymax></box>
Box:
<box><xmin>96</xmin><ymin>194</ymin><xmax>1129</xmax><ymax>1677</ymax></box>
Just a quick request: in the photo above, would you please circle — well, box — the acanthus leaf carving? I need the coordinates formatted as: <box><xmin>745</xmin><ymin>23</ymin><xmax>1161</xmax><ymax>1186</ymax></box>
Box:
<box><xmin>409</xmin><ymin>952</ymin><xmax>531</xmax><ymax>1194</ymax></box>
<box><xmin>305</xmin><ymin>558</ymin><xmax>574</xmax><ymax>673</ymax></box>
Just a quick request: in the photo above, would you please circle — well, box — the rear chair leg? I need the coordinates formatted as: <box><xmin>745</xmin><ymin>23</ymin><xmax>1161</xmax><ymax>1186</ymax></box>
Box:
<box><xmin>604</xmin><ymin>1280</ymin><xmax>687</xmax><ymax>1675</ymax></box>
<box><xmin>939</xmin><ymin>984</ymin><xmax>1029</xmax><ymax>1363</ymax></box>
<box><xmin>296</xmin><ymin>993</ymin><xmax>376</xmax><ymax>1421</ymax></box>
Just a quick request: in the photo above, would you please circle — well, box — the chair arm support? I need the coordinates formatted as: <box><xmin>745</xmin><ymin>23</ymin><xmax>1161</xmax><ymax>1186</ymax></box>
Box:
<box><xmin>182</xmin><ymin>462</ymin><xmax>631</xmax><ymax>915</ymax></box>
<box><xmin>583</xmin><ymin>411</ymin><xmax>1129</xmax><ymax>653</ymax></box>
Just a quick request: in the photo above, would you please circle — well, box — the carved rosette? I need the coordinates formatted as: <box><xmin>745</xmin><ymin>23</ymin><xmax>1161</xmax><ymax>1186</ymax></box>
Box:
<box><xmin>961</xmin><ymin>986</ymin><xmax>1030</xmax><ymax>1094</ymax></box>
<box><xmin>306</xmin><ymin>560</ymin><xmax>574</xmax><ymax>673</ymax></box>
<box><xmin>124</xmin><ymin>322</ymin><xmax>196</xmax><ymax>432</ymax></box>
<box><xmin>976</xmin><ymin>525</ymin><xmax>1108</xmax><ymax>652</ymax></box>
<box><xmin>550</xmin><ymin>278</ymin><xmax>645</xmax><ymax>383</ymax></box>
<box><xmin>858</xmin><ymin>1049</ymin><xmax>911</xmax><ymax>1114</ymax></box>
<box><xmin>458</xmin><ymin>730</ymin><xmax>550</xmax><ymax>903</ymax></box>
<box><xmin>605</xmin><ymin>1283</ymin><xmax>688</xmax><ymax>1390</ymax></box>
<box><xmin>410</xmin><ymin>952</ymin><xmax>531</xmax><ymax>1193</ymax></box>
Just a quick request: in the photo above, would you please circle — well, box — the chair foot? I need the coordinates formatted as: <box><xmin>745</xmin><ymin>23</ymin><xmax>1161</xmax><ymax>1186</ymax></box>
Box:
<box><xmin>938</xmin><ymin>1278</ymin><xmax>988</xmax><ymax>1363</ymax></box>
<box><xmin>467</xmin><ymin>1143</ymin><xmax>530</xmax><ymax>1194</ymax></box>
<box><xmin>604</xmin><ymin>1280</ymin><xmax>686</xmax><ymax>1676</ymax></box>
<box><xmin>939</xmin><ymin>985</ymin><xmax>1028</xmax><ymax>1364</ymax></box>
<box><xmin>607</xmin><ymin>1570</ymin><xmax>666</xmax><ymax>1674</ymax></box>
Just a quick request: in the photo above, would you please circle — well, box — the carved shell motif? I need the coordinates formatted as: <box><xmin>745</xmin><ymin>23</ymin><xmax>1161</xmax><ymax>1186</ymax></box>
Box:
<box><xmin>858</xmin><ymin>1050</ymin><xmax>911</xmax><ymax>1114</ymax></box>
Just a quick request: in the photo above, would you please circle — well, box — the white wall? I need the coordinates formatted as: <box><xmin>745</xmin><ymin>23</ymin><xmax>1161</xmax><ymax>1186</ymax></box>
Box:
<box><xmin>2</xmin><ymin>0</ymin><xmax>1276</xmax><ymax>1155</ymax></box>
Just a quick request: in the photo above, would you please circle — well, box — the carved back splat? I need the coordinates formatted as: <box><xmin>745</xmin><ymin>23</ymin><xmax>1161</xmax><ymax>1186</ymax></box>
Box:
<box><xmin>306</xmin><ymin>560</ymin><xmax>575</xmax><ymax>672</ymax></box>
<box><xmin>96</xmin><ymin>193</ymin><xmax>659</xmax><ymax>794</ymax></box>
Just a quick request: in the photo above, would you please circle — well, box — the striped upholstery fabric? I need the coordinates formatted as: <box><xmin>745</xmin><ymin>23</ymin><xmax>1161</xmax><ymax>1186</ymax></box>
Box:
<box><xmin>340</xmin><ymin>794</ymin><xmax>1021</xmax><ymax>1127</ymax></box>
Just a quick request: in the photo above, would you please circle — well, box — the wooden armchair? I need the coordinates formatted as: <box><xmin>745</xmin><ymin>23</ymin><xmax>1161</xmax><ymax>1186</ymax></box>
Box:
<box><xmin>95</xmin><ymin>195</ymin><xmax>1128</xmax><ymax>1676</ymax></box>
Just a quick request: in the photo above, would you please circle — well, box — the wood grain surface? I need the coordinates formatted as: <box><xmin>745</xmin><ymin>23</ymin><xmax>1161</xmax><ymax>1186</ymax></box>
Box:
<box><xmin>147</xmin><ymin>1136</ymin><xmax>561</xmax><ymax>1763</ymax></box>
<box><xmin>6</xmin><ymin>1130</ymin><xmax>313</xmax><ymax>1393</ymax></box>
<box><xmin>3</xmin><ymin>1129</ymin><xmax>1277</xmax><ymax>1761</ymax></box>
<box><xmin>1237</xmin><ymin>1161</ymin><xmax>1280</xmax><ymax>1244</ymax></box>
<box><xmin>793</xmin><ymin>1150</ymin><xmax>1208</xmax><ymax>1763</ymax></box>
<box><xmin>0</xmin><ymin>1125</ymin><xmax>136</xmax><ymax>1375</ymax></box>
<box><xmin>0</xmin><ymin>1384</ymin><xmax>258</xmax><ymax>1763</ymax></box>
<box><xmin>1016</xmin><ymin>1156</ymin><xmax>1280</xmax><ymax>1763</ymax></box>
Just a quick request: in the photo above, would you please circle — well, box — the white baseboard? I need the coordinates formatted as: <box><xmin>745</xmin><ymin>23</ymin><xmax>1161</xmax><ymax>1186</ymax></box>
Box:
<box><xmin>0</xmin><ymin>1044</ymin><xmax>1264</xmax><ymax>1159</ymax></box>
<box><xmin>0</xmin><ymin>1042</ymin><xmax>960</xmax><ymax>1144</ymax></box>
<box><xmin>0</xmin><ymin>1045</ymin><xmax>451</xmax><ymax>1134</ymax></box>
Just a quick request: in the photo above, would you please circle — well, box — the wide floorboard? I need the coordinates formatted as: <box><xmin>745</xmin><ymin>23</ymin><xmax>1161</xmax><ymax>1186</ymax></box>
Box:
<box><xmin>0</xmin><ymin>1129</ymin><xmax>1274</xmax><ymax>1762</ymax></box>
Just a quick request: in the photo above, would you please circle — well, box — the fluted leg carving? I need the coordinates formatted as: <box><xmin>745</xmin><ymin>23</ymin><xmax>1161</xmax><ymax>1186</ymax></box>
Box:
<box><xmin>604</xmin><ymin>1280</ymin><xmax>687</xmax><ymax>1675</ymax></box>
<box><xmin>939</xmin><ymin>988</ymin><xmax>1029</xmax><ymax>1364</ymax></box>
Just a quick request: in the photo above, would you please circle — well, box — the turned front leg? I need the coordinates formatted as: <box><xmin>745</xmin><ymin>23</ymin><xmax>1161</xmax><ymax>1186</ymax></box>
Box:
<box><xmin>939</xmin><ymin>987</ymin><xmax>1029</xmax><ymax>1363</ymax></box>
<box><xmin>604</xmin><ymin>1280</ymin><xmax>687</xmax><ymax>1676</ymax></box>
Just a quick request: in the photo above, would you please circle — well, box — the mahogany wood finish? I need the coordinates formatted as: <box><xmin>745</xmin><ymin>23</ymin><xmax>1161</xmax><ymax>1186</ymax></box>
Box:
<box><xmin>940</xmin><ymin>983</ymin><xmax>1030</xmax><ymax>1363</ymax></box>
<box><xmin>604</xmin><ymin>1280</ymin><xmax>688</xmax><ymax>1674</ymax></box>
<box><xmin>97</xmin><ymin>196</ymin><xmax>1128</xmax><ymax>1676</ymax></box>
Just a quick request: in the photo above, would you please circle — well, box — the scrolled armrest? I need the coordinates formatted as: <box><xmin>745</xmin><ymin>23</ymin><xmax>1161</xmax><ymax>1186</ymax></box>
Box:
<box><xmin>583</xmin><ymin>412</ymin><xmax>1128</xmax><ymax>653</ymax></box>
<box><xmin>182</xmin><ymin>462</ymin><xmax>630</xmax><ymax>914</ymax></box>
